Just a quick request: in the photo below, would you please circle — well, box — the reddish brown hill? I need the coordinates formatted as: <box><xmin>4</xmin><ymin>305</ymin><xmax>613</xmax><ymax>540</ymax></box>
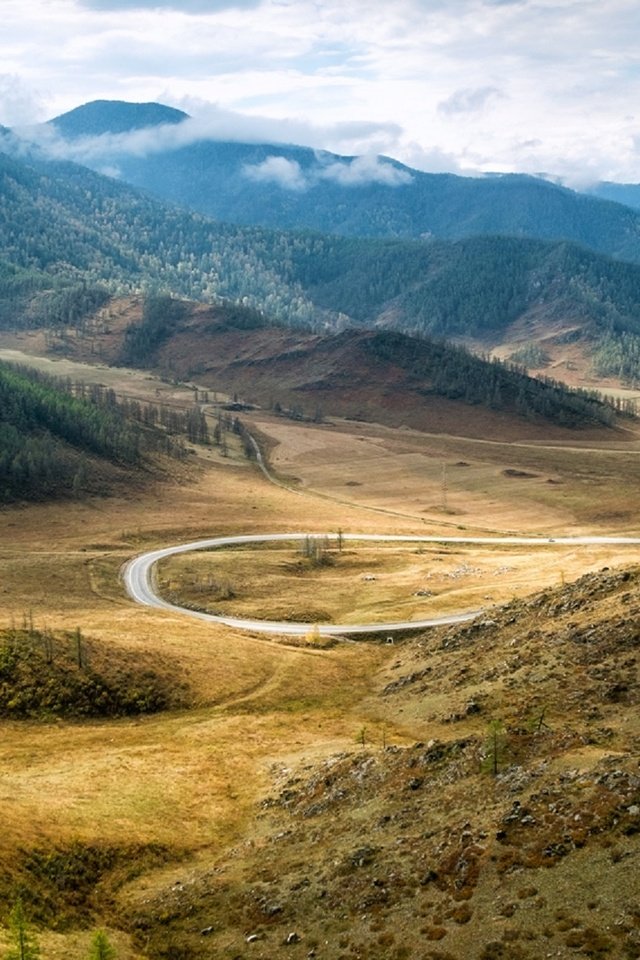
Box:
<box><xmin>68</xmin><ymin>299</ymin><xmax>627</xmax><ymax>443</ymax></box>
<box><xmin>156</xmin><ymin>308</ymin><xmax>624</xmax><ymax>443</ymax></box>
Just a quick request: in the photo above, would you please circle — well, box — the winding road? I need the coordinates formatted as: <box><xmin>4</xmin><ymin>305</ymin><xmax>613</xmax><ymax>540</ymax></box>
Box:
<box><xmin>123</xmin><ymin>532</ymin><xmax>640</xmax><ymax>637</ymax></box>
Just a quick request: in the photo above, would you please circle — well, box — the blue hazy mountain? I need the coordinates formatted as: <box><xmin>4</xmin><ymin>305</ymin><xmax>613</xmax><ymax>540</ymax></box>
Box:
<box><xmin>5</xmin><ymin>145</ymin><xmax>640</xmax><ymax>369</ymax></box>
<box><xmin>588</xmin><ymin>181</ymin><xmax>640</xmax><ymax>211</ymax></box>
<box><xmin>48</xmin><ymin>100</ymin><xmax>188</xmax><ymax>139</ymax></box>
<box><xmin>45</xmin><ymin>101</ymin><xmax>640</xmax><ymax>262</ymax></box>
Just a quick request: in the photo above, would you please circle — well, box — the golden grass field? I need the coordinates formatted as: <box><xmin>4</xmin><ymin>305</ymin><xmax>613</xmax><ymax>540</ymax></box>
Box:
<box><xmin>1</xmin><ymin>339</ymin><xmax>640</xmax><ymax>958</ymax></box>
<box><xmin>157</xmin><ymin>538</ymin><xmax>633</xmax><ymax>626</ymax></box>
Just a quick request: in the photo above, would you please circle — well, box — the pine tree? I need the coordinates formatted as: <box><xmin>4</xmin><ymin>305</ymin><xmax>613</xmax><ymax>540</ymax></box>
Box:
<box><xmin>4</xmin><ymin>898</ymin><xmax>40</xmax><ymax>960</ymax></box>
<box><xmin>87</xmin><ymin>929</ymin><xmax>116</xmax><ymax>960</ymax></box>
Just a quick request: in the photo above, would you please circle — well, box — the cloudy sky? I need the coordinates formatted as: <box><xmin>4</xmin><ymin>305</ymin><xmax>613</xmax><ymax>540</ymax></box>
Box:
<box><xmin>2</xmin><ymin>0</ymin><xmax>640</xmax><ymax>184</ymax></box>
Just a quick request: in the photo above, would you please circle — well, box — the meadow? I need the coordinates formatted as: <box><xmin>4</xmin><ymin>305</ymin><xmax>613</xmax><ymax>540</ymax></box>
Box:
<box><xmin>1</xmin><ymin>342</ymin><xmax>639</xmax><ymax>957</ymax></box>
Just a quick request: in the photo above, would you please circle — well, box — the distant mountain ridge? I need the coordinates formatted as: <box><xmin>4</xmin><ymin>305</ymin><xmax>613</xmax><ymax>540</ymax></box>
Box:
<box><xmin>27</xmin><ymin>100</ymin><xmax>640</xmax><ymax>264</ymax></box>
<box><xmin>588</xmin><ymin>181</ymin><xmax>640</xmax><ymax>211</ymax></box>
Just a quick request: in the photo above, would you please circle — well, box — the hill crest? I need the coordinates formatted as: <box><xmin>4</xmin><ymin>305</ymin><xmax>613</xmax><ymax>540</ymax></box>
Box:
<box><xmin>48</xmin><ymin>99</ymin><xmax>189</xmax><ymax>139</ymax></box>
<box><xmin>60</xmin><ymin>297</ymin><xmax>627</xmax><ymax>443</ymax></box>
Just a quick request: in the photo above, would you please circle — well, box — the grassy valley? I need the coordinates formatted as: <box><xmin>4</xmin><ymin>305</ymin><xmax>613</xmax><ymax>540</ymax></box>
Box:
<box><xmin>2</xmin><ymin>97</ymin><xmax>640</xmax><ymax>960</ymax></box>
<box><xmin>0</xmin><ymin>335</ymin><xmax>639</xmax><ymax>957</ymax></box>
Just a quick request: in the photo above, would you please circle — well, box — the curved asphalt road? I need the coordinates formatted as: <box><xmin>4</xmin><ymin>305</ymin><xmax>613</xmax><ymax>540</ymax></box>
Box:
<box><xmin>123</xmin><ymin>532</ymin><xmax>640</xmax><ymax>637</ymax></box>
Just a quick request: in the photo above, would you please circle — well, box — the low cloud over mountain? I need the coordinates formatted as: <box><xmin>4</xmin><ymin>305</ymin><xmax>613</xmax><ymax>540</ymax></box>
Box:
<box><xmin>243</xmin><ymin>153</ymin><xmax>412</xmax><ymax>192</ymax></box>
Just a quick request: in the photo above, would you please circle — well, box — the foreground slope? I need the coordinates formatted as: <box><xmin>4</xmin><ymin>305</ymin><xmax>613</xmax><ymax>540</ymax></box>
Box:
<box><xmin>125</xmin><ymin>564</ymin><xmax>640</xmax><ymax>960</ymax></box>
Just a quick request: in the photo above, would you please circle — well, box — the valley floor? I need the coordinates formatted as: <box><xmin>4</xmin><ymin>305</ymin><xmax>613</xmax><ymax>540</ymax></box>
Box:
<box><xmin>0</xmin><ymin>346</ymin><xmax>638</xmax><ymax>958</ymax></box>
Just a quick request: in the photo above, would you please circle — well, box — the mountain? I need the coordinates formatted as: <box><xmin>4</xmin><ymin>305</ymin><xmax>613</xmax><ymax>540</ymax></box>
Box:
<box><xmin>4</xmin><ymin>147</ymin><xmax>640</xmax><ymax>385</ymax></box>
<box><xmin>588</xmin><ymin>180</ymin><xmax>640</xmax><ymax>211</ymax></box>
<box><xmin>48</xmin><ymin>99</ymin><xmax>188</xmax><ymax>139</ymax></box>
<box><xmin>37</xmin><ymin>100</ymin><xmax>640</xmax><ymax>263</ymax></box>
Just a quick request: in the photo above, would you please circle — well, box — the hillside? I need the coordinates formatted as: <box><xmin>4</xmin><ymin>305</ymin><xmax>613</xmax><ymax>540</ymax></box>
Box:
<box><xmin>0</xmin><ymin>359</ymin><xmax>185</xmax><ymax>502</ymax></box>
<box><xmin>125</xmin><ymin>563</ymin><xmax>640</xmax><ymax>960</ymax></box>
<box><xmin>0</xmin><ymin>148</ymin><xmax>323</xmax><ymax>328</ymax></box>
<box><xmin>5</xmin><ymin>139</ymin><xmax>640</xmax><ymax>394</ymax></box>
<box><xmin>5</xmin><ymin>148</ymin><xmax>640</xmax><ymax>388</ymax></box>
<box><xmin>64</xmin><ymin>297</ymin><xmax>627</xmax><ymax>442</ymax></box>
<box><xmin>42</xmin><ymin>101</ymin><xmax>640</xmax><ymax>264</ymax></box>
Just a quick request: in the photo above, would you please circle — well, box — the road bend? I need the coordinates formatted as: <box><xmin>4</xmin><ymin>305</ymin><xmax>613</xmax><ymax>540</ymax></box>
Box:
<box><xmin>123</xmin><ymin>532</ymin><xmax>640</xmax><ymax>637</ymax></box>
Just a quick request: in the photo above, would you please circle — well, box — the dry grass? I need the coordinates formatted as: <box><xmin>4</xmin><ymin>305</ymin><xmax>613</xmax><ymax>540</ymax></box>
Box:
<box><xmin>156</xmin><ymin>539</ymin><xmax>636</xmax><ymax>625</ymax></box>
<box><xmin>0</xmin><ymin>340</ymin><xmax>639</xmax><ymax>957</ymax></box>
<box><xmin>126</xmin><ymin>565</ymin><xmax>640</xmax><ymax>959</ymax></box>
<box><xmin>246</xmin><ymin>411</ymin><xmax>640</xmax><ymax>535</ymax></box>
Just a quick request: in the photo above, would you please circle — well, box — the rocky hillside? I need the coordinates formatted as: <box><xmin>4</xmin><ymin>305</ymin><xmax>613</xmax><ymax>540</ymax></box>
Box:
<box><xmin>126</xmin><ymin>564</ymin><xmax>640</xmax><ymax>959</ymax></box>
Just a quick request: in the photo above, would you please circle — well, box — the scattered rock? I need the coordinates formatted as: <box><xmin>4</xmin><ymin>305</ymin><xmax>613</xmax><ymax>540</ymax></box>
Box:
<box><xmin>350</xmin><ymin>845</ymin><xmax>377</xmax><ymax>867</ymax></box>
<box><xmin>264</xmin><ymin>903</ymin><xmax>283</xmax><ymax>917</ymax></box>
<box><xmin>503</xmin><ymin>468</ymin><xmax>539</xmax><ymax>478</ymax></box>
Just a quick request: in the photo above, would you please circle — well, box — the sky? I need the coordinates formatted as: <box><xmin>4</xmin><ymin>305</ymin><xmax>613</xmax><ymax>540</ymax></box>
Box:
<box><xmin>2</xmin><ymin>0</ymin><xmax>640</xmax><ymax>184</ymax></box>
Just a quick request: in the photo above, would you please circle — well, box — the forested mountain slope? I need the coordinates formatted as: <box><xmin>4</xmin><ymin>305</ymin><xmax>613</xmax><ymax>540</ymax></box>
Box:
<box><xmin>40</xmin><ymin>100</ymin><xmax>640</xmax><ymax>262</ymax></box>
<box><xmin>0</xmin><ymin>363</ymin><xmax>184</xmax><ymax>504</ymax></box>
<box><xmin>3</xmin><ymin>148</ymin><xmax>640</xmax><ymax>382</ymax></box>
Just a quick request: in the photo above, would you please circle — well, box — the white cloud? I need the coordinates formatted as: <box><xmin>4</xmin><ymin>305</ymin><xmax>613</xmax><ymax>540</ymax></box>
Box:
<box><xmin>80</xmin><ymin>0</ymin><xmax>259</xmax><ymax>8</ymax></box>
<box><xmin>12</xmin><ymin>110</ymin><xmax>413</xmax><ymax>191</ymax></box>
<box><xmin>0</xmin><ymin>74</ymin><xmax>50</xmax><ymax>126</ymax></box>
<box><xmin>316</xmin><ymin>154</ymin><xmax>412</xmax><ymax>187</ymax></box>
<box><xmin>11</xmin><ymin>99</ymin><xmax>405</xmax><ymax>169</ymax></box>
<box><xmin>241</xmin><ymin>152</ymin><xmax>413</xmax><ymax>191</ymax></box>
<box><xmin>438</xmin><ymin>86</ymin><xmax>504</xmax><ymax>116</ymax></box>
<box><xmin>243</xmin><ymin>156</ymin><xmax>307</xmax><ymax>191</ymax></box>
<box><xmin>4</xmin><ymin>0</ymin><xmax>640</xmax><ymax>184</ymax></box>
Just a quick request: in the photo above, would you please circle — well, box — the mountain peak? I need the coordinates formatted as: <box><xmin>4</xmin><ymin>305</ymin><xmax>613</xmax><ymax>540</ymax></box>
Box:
<box><xmin>48</xmin><ymin>100</ymin><xmax>189</xmax><ymax>139</ymax></box>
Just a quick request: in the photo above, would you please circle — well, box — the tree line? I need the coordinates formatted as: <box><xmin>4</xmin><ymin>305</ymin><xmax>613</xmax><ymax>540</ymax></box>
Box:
<box><xmin>0</xmin><ymin>361</ymin><xmax>195</xmax><ymax>503</ymax></box>
<box><xmin>366</xmin><ymin>331</ymin><xmax>623</xmax><ymax>428</ymax></box>
<box><xmin>5</xmin><ymin>897</ymin><xmax>116</xmax><ymax>959</ymax></box>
